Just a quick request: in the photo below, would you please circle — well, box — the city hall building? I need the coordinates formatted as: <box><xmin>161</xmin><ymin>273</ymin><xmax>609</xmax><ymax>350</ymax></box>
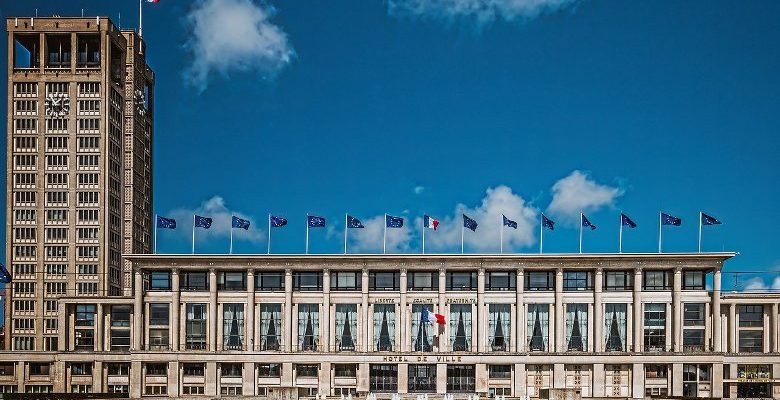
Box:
<box><xmin>2</xmin><ymin>252</ymin><xmax>780</xmax><ymax>399</ymax></box>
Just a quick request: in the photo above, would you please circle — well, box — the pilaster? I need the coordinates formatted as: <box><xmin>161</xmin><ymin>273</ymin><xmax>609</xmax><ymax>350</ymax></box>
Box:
<box><xmin>209</xmin><ymin>268</ymin><xmax>217</xmax><ymax>352</ymax></box>
<box><xmin>594</xmin><ymin>268</ymin><xmax>603</xmax><ymax>353</ymax></box>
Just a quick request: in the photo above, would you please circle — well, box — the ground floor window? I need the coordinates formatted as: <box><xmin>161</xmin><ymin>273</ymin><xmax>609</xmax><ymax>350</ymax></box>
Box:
<box><xmin>333</xmin><ymin>387</ymin><xmax>357</xmax><ymax>396</ymax></box>
<box><xmin>737</xmin><ymin>383</ymin><xmax>770</xmax><ymax>398</ymax></box>
<box><xmin>682</xmin><ymin>364</ymin><xmax>710</xmax><ymax>398</ymax></box>
<box><xmin>182</xmin><ymin>386</ymin><xmax>205</xmax><ymax>395</ymax></box>
<box><xmin>489</xmin><ymin>387</ymin><xmax>511</xmax><ymax>397</ymax></box>
<box><xmin>370</xmin><ymin>364</ymin><xmax>398</xmax><ymax>393</ymax></box>
<box><xmin>447</xmin><ymin>364</ymin><xmax>475</xmax><ymax>393</ymax></box>
<box><xmin>408</xmin><ymin>364</ymin><xmax>436</xmax><ymax>392</ymax></box>
<box><xmin>220</xmin><ymin>386</ymin><xmax>242</xmax><ymax>396</ymax></box>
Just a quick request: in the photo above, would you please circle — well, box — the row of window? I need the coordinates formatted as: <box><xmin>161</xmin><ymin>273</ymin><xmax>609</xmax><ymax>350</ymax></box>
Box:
<box><xmin>148</xmin><ymin>270</ymin><xmax>708</xmax><ymax>292</ymax></box>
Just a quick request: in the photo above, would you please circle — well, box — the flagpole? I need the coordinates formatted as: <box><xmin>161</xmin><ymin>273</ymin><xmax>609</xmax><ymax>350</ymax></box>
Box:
<box><xmin>618</xmin><ymin>213</ymin><xmax>623</xmax><ymax>254</ymax></box>
<box><xmin>191</xmin><ymin>214</ymin><xmax>195</xmax><ymax>254</ymax></box>
<box><xmin>344</xmin><ymin>214</ymin><xmax>348</xmax><ymax>254</ymax></box>
<box><xmin>138</xmin><ymin>0</ymin><xmax>142</xmax><ymax>36</ymax></box>
<box><xmin>383</xmin><ymin>214</ymin><xmax>387</xmax><ymax>254</ymax></box>
<box><xmin>658</xmin><ymin>212</ymin><xmax>662</xmax><ymax>253</ymax></box>
<box><xmin>229</xmin><ymin>225</ymin><xmax>234</xmax><ymax>254</ymax></box>
<box><xmin>500</xmin><ymin>217</ymin><xmax>504</xmax><ymax>254</ymax></box>
<box><xmin>267</xmin><ymin>214</ymin><xmax>271</xmax><ymax>255</ymax></box>
<box><xmin>579</xmin><ymin>212</ymin><xmax>583</xmax><ymax>254</ymax></box>
<box><xmin>461</xmin><ymin>223</ymin><xmax>465</xmax><ymax>254</ymax></box>
<box><xmin>154</xmin><ymin>214</ymin><xmax>158</xmax><ymax>254</ymax></box>
<box><xmin>698</xmin><ymin>211</ymin><xmax>702</xmax><ymax>253</ymax></box>
<box><xmin>422</xmin><ymin>220</ymin><xmax>426</xmax><ymax>254</ymax></box>
<box><xmin>539</xmin><ymin>214</ymin><xmax>543</xmax><ymax>254</ymax></box>
<box><xmin>305</xmin><ymin>214</ymin><xmax>310</xmax><ymax>255</ymax></box>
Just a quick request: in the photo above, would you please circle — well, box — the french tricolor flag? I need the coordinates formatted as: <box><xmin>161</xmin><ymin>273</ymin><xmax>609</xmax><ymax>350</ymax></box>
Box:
<box><xmin>423</xmin><ymin>215</ymin><xmax>439</xmax><ymax>230</ymax></box>
<box><xmin>147</xmin><ymin>0</ymin><xmax>160</xmax><ymax>3</ymax></box>
<box><xmin>421</xmin><ymin>307</ymin><xmax>446</xmax><ymax>325</ymax></box>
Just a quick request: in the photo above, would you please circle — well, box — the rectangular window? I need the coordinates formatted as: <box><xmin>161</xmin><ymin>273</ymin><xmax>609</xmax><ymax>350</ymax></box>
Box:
<box><xmin>256</xmin><ymin>271</ymin><xmax>284</xmax><ymax>291</ymax></box>
<box><xmin>643</xmin><ymin>304</ymin><xmax>666</xmax><ymax>351</ymax></box>
<box><xmin>373</xmin><ymin>304</ymin><xmax>396</xmax><ymax>351</ymax></box>
<box><xmin>486</xmin><ymin>272</ymin><xmax>516</xmax><ymax>291</ymax></box>
<box><xmin>221</xmin><ymin>363</ymin><xmax>242</xmax><ymax>378</ymax></box>
<box><xmin>218</xmin><ymin>272</ymin><xmax>246</xmax><ymax>291</ymax></box>
<box><xmin>335</xmin><ymin>304</ymin><xmax>358</xmax><ymax>351</ymax></box>
<box><xmin>683</xmin><ymin>329</ymin><xmax>705</xmax><ymax>351</ymax></box>
<box><xmin>369</xmin><ymin>272</ymin><xmax>399</xmax><ymax>291</ymax></box>
<box><xmin>331</xmin><ymin>271</ymin><xmax>361</xmax><ymax>291</ymax></box>
<box><xmin>106</xmin><ymin>363</ymin><xmax>129</xmax><ymax>376</ymax></box>
<box><xmin>739</xmin><ymin>331</ymin><xmax>763</xmax><ymax>353</ymax></box>
<box><xmin>683</xmin><ymin>303</ymin><xmax>705</xmax><ymax>326</ymax></box>
<box><xmin>149</xmin><ymin>271</ymin><xmax>171</xmax><ymax>290</ymax></box>
<box><xmin>488</xmin><ymin>304</ymin><xmax>511</xmax><ymax>352</ymax></box>
<box><xmin>408</xmin><ymin>364</ymin><xmax>436</xmax><ymax>393</ymax></box>
<box><xmin>293</xmin><ymin>272</ymin><xmax>323</xmax><ymax>291</ymax></box>
<box><xmin>643</xmin><ymin>271</ymin><xmax>671</xmax><ymax>291</ymax></box>
<box><xmin>446</xmin><ymin>365</ymin><xmax>475</xmax><ymax>393</ymax></box>
<box><xmin>565</xmin><ymin>304</ymin><xmax>588</xmax><ymax>351</ymax></box>
<box><xmin>446</xmin><ymin>272</ymin><xmax>477</xmax><ymax>291</ymax></box>
<box><xmin>408</xmin><ymin>272</ymin><xmax>438</xmax><ymax>291</ymax></box>
<box><xmin>449</xmin><ymin>304</ymin><xmax>472</xmax><ymax>351</ymax></box>
<box><xmin>145</xmin><ymin>363</ymin><xmax>167</xmax><ymax>376</ymax></box>
<box><xmin>259</xmin><ymin>304</ymin><xmax>282</xmax><ymax>351</ymax></box>
<box><xmin>525</xmin><ymin>271</ymin><xmax>554</xmax><ymax>291</ymax></box>
<box><xmin>334</xmin><ymin>364</ymin><xmax>357</xmax><ymax>378</ymax></box>
<box><xmin>295</xmin><ymin>364</ymin><xmax>318</xmax><ymax>377</ymax></box>
<box><xmin>563</xmin><ymin>271</ymin><xmax>592</xmax><ymax>291</ymax></box>
<box><xmin>149</xmin><ymin>303</ymin><xmax>170</xmax><ymax>326</ymax></box>
<box><xmin>370</xmin><ymin>364</ymin><xmax>398</xmax><ymax>393</ymax></box>
<box><xmin>488</xmin><ymin>365</ymin><xmax>512</xmax><ymax>379</ymax></box>
<box><xmin>258</xmin><ymin>363</ymin><xmax>281</xmax><ymax>378</ymax></box>
<box><xmin>75</xmin><ymin>305</ymin><xmax>96</xmax><ymax>326</ymax></box>
<box><xmin>70</xmin><ymin>363</ymin><xmax>92</xmax><ymax>376</ymax></box>
<box><xmin>411</xmin><ymin>304</ymin><xmax>434</xmax><ymax>352</ymax></box>
<box><xmin>604</xmin><ymin>304</ymin><xmax>627</xmax><ymax>352</ymax></box>
<box><xmin>739</xmin><ymin>305</ymin><xmax>764</xmax><ymax>327</ymax></box>
<box><xmin>181</xmin><ymin>271</ymin><xmax>208</xmax><ymax>291</ymax></box>
<box><xmin>185</xmin><ymin>304</ymin><xmax>208</xmax><ymax>350</ymax></box>
<box><xmin>527</xmin><ymin>304</ymin><xmax>550</xmax><ymax>351</ymax></box>
<box><xmin>297</xmin><ymin>304</ymin><xmax>320</xmax><ymax>351</ymax></box>
<box><xmin>222</xmin><ymin>304</ymin><xmax>245</xmax><ymax>350</ymax></box>
<box><xmin>683</xmin><ymin>271</ymin><xmax>705</xmax><ymax>290</ymax></box>
<box><xmin>183</xmin><ymin>363</ymin><xmax>205</xmax><ymax>376</ymax></box>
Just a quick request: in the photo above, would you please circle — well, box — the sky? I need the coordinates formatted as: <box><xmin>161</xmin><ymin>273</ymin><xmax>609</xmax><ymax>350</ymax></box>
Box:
<box><xmin>2</xmin><ymin>1</ymin><xmax>780</xmax><ymax>290</ymax></box>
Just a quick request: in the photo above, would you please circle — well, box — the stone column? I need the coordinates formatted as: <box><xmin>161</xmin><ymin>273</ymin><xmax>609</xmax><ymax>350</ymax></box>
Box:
<box><xmin>592</xmin><ymin>363</ymin><xmax>605</xmax><ymax>397</ymax></box>
<box><xmin>477</xmin><ymin>268</ymin><xmax>485</xmax><ymax>352</ymax></box>
<box><xmin>130</xmin><ymin>360</ymin><xmax>143</xmax><ymax>398</ymax></box>
<box><xmin>711</xmin><ymin>363</ymin><xmax>723</xmax><ymax>398</ymax></box>
<box><xmin>671</xmin><ymin>363</ymin><xmax>683</xmax><ymax>397</ymax></box>
<box><xmin>514</xmin><ymin>363</ymin><xmax>526</xmax><ymax>398</ymax></box>
<box><xmin>728</xmin><ymin>303</ymin><xmax>736</xmax><ymax>352</ymax></box>
<box><xmin>436</xmin><ymin>363</ymin><xmax>447</xmax><ymax>394</ymax></box>
<box><xmin>712</xmin><ymin>269</ymin><xmax>722</xmax><ymax>352</ymax></box>
<box><xmin>357</xmin><ymin>363</ymin><xmax>370</xmax><ymax>393</ymax></box>
<box><xmin>246</xmin><ymin>270</ymin><xmax>255</xmax><ymax>351</ymax></box>
<box><xmin>516</xmin><ymin>268</ymin><xmax>524</xmax><ymax>352</ymax></box>
<box><xmin>284</xmin><ymin>269</ymin><xmax>293</xmax><ymax>351</ymax></box>
<box><xmin>168</xmin><ymin>360</ymin><xmax>180</xmax><ymax>398</ymax></box>
<box><xmin>633</xmin><ymin>268</ymin><xmax>642</xmax><ymax>352</ymax></box>
<box><xmin>320</xmin><ymin>361</ymin><xmax>332</xmax><ymax>396</ymax></box>
<box><xmin>475</xmin><ymin>363</ymin><xmax>488</xmax><ymax>394</ymax></box>
<box><xmin>553</xmin><ymin>363</ymin><xmax>565</xmax><ymax>389</ymax></box>
<box><xmin>209</xmin><ymin>268</ymin><xmax>218</xmax><ymax>352</ymax></box>
<box><xmin>171</xmin><ymin>269</ymin><xmax>180</xmax><ymax>351</ymax></box>
<box><xmin>672</xmin><ymin>268</ymin><xmax>682</xmax><ymax>352</ymax></box>
<box><xmin>555</xmin><ymin>268</ymin><xmax>564</xmax><ymax>352</ymax></box>
<box><xmin>133</xmin><ymin>270</ymin><xmax>144</xmax><ymax>351</ymax></box>
<box><xmin>631</xmin><ymin>363</ymin><xmax>644</xmax><ymax>399</ymax></box>
<box><xmin>322</xmin><ymin>269</ymin><xmax>331</xmax><ymax>352</ymax></box>
<box><xmin>93</xmin><ymin>361</ymin><xmax>103</xmax><ymax>393</ymax></box>
<box><xmin>362</xmin><ymin>269</ymin><xmax>370</xmax><ymax>352</ymax></box>
<box><xmin>397</xmin><ymin>363</ymin><xmax>408</xmax><ymax>394</ymax></box>
<box><xmin>242</xmin><ymin>361</ymin><xmax>254</xmax><ymax>396</ymax></box>
<box><xmin>594</xmin><ymin>268</ymin><xmax>603</xmax><ymax>352</ymax></box>
<box><xmin>95</xmin><ymin>303</ymin><xmax>104</xmax><ymax>351</ymax></box>
<box><xmin>772</xmin><ymin>303</ymin><xmax>779</xmax><ymax>352</ymax></box>
<box><xmin>205</xmin><ymin>361</ymin><xmax>218</xmax><ymax>396</ymax></box>
<box><xmin>438</xmin><ymin>268</ymin><xmax>446</xmax><ymax>351</ymax></box>
<box><xmin>398</xmin><ymin>268</ymin><xmax>407</xmax><ymax>352</ymax></box>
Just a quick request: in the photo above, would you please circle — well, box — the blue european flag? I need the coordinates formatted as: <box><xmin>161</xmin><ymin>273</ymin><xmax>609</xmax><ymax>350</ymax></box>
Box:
<box><xmin>347</xmin><ymin>215</ymin><xmax>364</xmax><ymax>228</ymax></box>
<box><xmin>503</xmin><ymin>215</ymin><xmax>517</xmax><ymax>229</ymax></box>
<box><xmin>541</xmin><ymin>214</ymin><xmax>555</xmax><ymax>230</ymax></box>
<box><xmin>621</xmin><ymin>213</ymin><xmax>637</xmax><ymax>228</ymax></box>
<box><xmin>463</xmin><ymin>214</ymin><xmax>478</xmax><ymax>231</ymax></box>
<box><xmin>194</xmin><ymin>215</ymin><xmax>213</xmax><ymax>229</ymax></box>
<box><xmin>701</xmin><ymin>213</ymin><xmax>722</xmax><ymax>226</ymax></box>
<box><xmin>308</xmin><ymin>215</ymin><xmax>326</xmax><ymax>228</ymax></box>
<box><xmin>581</xmin><ymin>214</ymin><xmax>597</xmax><ymax>230</ymax></box>
<box><xmin>661</xmin><ymin>213</ymin><xmax>682</xmax><ymax>226</ymax></box>
<box><xmin>232</xmin><ymin>216</ymin><xmax>250</xmax><ymax>230</ymax></box>
<box><xmin>270</xmin><ymin>215</ymin><xmax>288</xmax><ymax>228</ymax></box>
<box><xmin>0</xmin><ymin>262</ymin><xmax>11</xmax><ymax>284</ymax></box>
<box><xmin>157</xmin><ymin>215</ymin><xmax>177</xmax><ymax>229</ymax></box>
<box><xmin>386</xmin><ymin>215</ymin><xmax>404</xmax><ymax>228</ymax></box>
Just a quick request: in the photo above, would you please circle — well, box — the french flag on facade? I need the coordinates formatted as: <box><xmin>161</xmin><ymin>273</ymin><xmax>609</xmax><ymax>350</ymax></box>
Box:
<box><xmin>423</xmin><ymin>215</ymin><xmax>439</xmax><ymax>230</ymax></box>
<box><xmin>421</xmin><ymin>307</ymin><xmax>446</xmax><ymax>325</ymax></box>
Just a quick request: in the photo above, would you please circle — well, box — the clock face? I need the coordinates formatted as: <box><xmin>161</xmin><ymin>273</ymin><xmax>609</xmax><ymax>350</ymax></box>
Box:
<box><xmin>134</xmin><ymin>89</ymin><xmax>146</xmax><ymax>116</ymax></box>
<box><xmin>45</xmin><ymin>93</ymin><xmax>70</xmax><ymax>117</ymax></box>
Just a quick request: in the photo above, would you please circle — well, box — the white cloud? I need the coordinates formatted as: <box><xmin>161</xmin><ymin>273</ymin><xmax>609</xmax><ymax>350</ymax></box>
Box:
<box><xmin>347</xmin><ymin>214</ymin><xmax>412</xmax><ymax>253</ymax></box>
<box><xmin>742</xmin><ymin>276</ymin><xmax>780</xmax><ymax>293</ymax></box>
<box><xmin>388</xmin><ymin>0</ymin><xmax>579</xmax><ymax>25</ymax></box>
<box><xmin>414</xmin><ymin>186</ymin><xmax>426</xmax><ymax>195</ymax></box>
<box><xmin>547</xmin><ymin>170</ymin><xmax>623</xmax><ymax>225</ymax></box>
<box><xmin>169</xmin><ymin>196</ymin><xmax>264</xmax><ymax>246</ymax></box>
<box><xmin>184</xmin><ymin>0</ymin><xmax>294</xmax><ymax>90</ymax></box>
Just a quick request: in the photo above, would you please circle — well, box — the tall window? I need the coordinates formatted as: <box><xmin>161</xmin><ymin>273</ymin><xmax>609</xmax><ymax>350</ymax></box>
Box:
<box><xmin>565</xmin><ymin>304</ymin><xmax>588</xmax><ymax>351</ymax></box>
<box><xmin>739</xmin><ymin>305</ymin><xmax>764</xmax><ymax>327</ymax></box>
<box><xmin>448</xmin><ymin>305</ymin><xmax>472</xmax><ymax>351</ymax></box>
<box><xmin>683</xmin><ymin>303</ymin><xmax>705</xmax><ymax>351</ymax></box>
<box><xmin>682</xmin><ymin>364</ymin><xmax>710</xmax><ymax>398</ymax></box>
<box><xmin>643</xmin><ymin>271</ymin><xmax>671</xmax><ymax>291</ymax></box>
<box><xmin>525</xmin><ymin>272</ymin><xmax>554</xmax><ymax>291</ymax></box>
<box><xmin>149</xmin><ymin>304</ymin><xmax>169</xmax><ymax>350</ymax></box>
<box><xmin>331</xmin><ymin>272</ymin><xmax>361</xmax><ymax>291</ymax></box>
<box><xmin>149</xmin><ymin>271</ymin><xmax>171</xmax><ymax>290</ymax></box>
<box><xmin>75</xmin><ymin>305</ymin><xmax>96</xmax><ymax>350</ymax></box>
<box><xmin>408</xmin><ymin>365</ymin><xmax>436</xmax><ymax>393</ymax></box>
<box><xmin>110</xmin><ymin>306</ymin><xmax>131</xmax><ymax>351</ymax></box>
<box><xmin>526</xmin><ymin>304</ymin><xmax>549</xmax><ymax>351</ymax></box>
<box><xmin>218</xmin><ymin>272</ymin><xmax>246</xmax><ymax>291</ymax></box>
<box><xmin>604</xmin><ymin>271</ymin><xmax>632</xmax><ymax>291</ymax></box>
<box><xmin>370</xmin><ymin>365</ymin><xmax>398</xmax><ymax>393</ymax></box>
<box><xmin>259</xmin><ymin>304</ymin><xmax>282</xmax><ymax>351</ymax></box>
<box><xmin>604</xmin><ymin>304</ymin><xmax>627</xmax><ymax>351</ymax></box>
<box><xmin>297</xmin><ymin>304</ymin><xmax>319</xmax><ymax>351</ymax></box>
<box><xmin>335</xmin><ymin>304</ymin><xmax>358</xmax><ymax>351</ymax></box>
<box><xmin>644</xmin><ymin>304</ymin><xmax>666</xmax><ymax>351</ymax></box>
<box><xmin>411</xmin><ymin>304</ymin><xmax>434</xmax><ymax>352</ymax></box>
<box><xmin>486</xmin><ymin>272</ymin><xmax>516</xmax><ymax>291</ymax></box>
<box><xmin>446</xmin><ymin>365</ymin><xmax>475</xmax><ymax>393</ymax></box>
<box><xmin>408</xmin><ymin>272</ymin><xmax>438</xmax><ymax>291</ymax></box>
<box><xmin>185</xmin><ymin>304</ymin><xmax>207</xmax><ymax>350</ymax></box>
<box><xmin>488</xmin><ymin>304</ymin><xmax>511</xmax><ymax>352</ymax></box>
<box><xmin>373</xmin><ymin>304</ymin><xmax>396</xmax><ymax>351</ymax></box>
<box><xmin>739</xmin><ymin>331</ymin><xmax>763</xmax><ymax>353</ymax></box>
<box><xmin>563</xmin><ymin>272</ymin><xmax>592</xmax><ymax>291</ymax></box>
<box><xmin>222</xmin><ymin>304</ymin><xmax>245</xmax><ymax>350</ymax></box>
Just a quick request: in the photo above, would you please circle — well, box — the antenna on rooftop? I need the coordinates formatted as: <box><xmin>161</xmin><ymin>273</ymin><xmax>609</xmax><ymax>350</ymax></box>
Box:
<box><xmin>35</xmin><ymin>9</ymin><xmax>38</xmax><ymax>17</ymax></box>
<box><xmin>119</xmin><ymin>12</ymin><xmax>122</xmax><ymax>29</ymax></box>
<box><xmin>81</xmin><ymin>9</ymin><xmax>84</xmax><ymax>17</ymax></box>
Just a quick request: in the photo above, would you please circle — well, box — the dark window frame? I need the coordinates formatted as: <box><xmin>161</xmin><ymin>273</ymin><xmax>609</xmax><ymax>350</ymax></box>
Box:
<box><xmin>255</xmin><ymin>271</ymin><xmax>285</xmax><ymax>292</ymax></box>
<box><xmin>446</xmin><ymin>272</ymin><xmax>477</xmax><ymax>291</ymax></box>
<box><xmin>330</xmin><ymin>271</ymin><xmax>362</xmax><ymax>291</ymax></box>
<box><xmin>682</xmin><ymin>271</ymin><xmax>706</xmax><ymax>290</ymax></box>
<box><xmin>217</xmin><ymin>271</ymin><xmax>246</xmax><ymax>291</ymax></box>
<box><xmin>181</xmin><ymin>271</ymin><xmax>209</xmax><ymax>291</ymax></box>
<box><xmin>604</xmin><ymin>271</ymin><xmax>633</xmax><ymax>291</ymax></box>
<box><xmin>643</xmin><ymin>270</ymin><xmax>672</xmax><ymax>291</ymax></box>
<box><xmin>525</xmin><ymin>271</ymin><xmax>555</xmax><ymax>291</ymax></box>
<box><xmin>563</xmin><ymin>271</ymin><xmax>593</xmax><ymax>291</ymax></box>
<box><xmin>293</xmin><ymin>272</ymin><xmax>323</xmax><ymax>291</ymax></box>
<box><xmin>486</xmin><ymin>272</ymin><xmax>516</xmax><ymax>291</ymax></box>
<box><xmin>149</xmin><ymin>271</ymin><xmax>172</xmax><ymax>291</ymax></box>
<box><xmin>408</xmin><ymin>271</ymin><xmax>439</xmax><ymax>291</ymax></box>
<box><xmin>369</xmin><ymin>272</ymin><xmax>400</xmax><ymax>291</ymax></box>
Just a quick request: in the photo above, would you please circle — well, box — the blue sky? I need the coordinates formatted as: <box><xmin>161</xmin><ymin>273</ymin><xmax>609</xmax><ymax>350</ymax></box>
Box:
<box><xmin>2</xmin><ymin>1</ymin><xmax>780</xmax><ymax>288</ymax></box>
